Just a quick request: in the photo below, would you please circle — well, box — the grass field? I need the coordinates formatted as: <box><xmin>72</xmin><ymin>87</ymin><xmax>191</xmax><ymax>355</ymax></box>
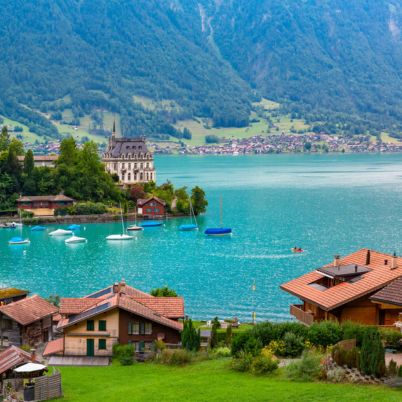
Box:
<box><xmin>381</xmin><ymin>132</ymin><xmax>402</xmax><ymax>145</ymax></box>
<box><xmin>55</xmin><ymin>359</ymin><xmax>402</xmax><ymax>402</ymax></box>
<box><xmin>0</xmin><ymin>116</ymin><xmax>45</xmax><ymax>143</ymax></box>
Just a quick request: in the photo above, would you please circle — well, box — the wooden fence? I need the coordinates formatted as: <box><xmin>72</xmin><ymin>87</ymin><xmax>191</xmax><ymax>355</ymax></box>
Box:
<box><xmin>34</xmin><ymin>372</ymin><xmax>62</xmax><ymax>401</ymax></box>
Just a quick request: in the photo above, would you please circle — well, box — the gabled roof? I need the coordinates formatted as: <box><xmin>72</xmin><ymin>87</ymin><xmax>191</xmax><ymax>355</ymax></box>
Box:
<box><xmin>0</xmin><ymin>287</ymin><xmax>28</xmax><ymax>300</ymax></box>
<box><xmin>280</xmin><ymin>249</ymin><xmax>402</xmax><ymax>311</ymax></box>
<box><xmin>106</xmin><ymin>137</ymin><xmax>149</xmax><ymax>158</ymax></box>
<box><xmin>58</xmin><ymin>294</ymin><xmax>183</xmax><ymax>332</ymax></box>
<box><xmin>371</xmin><ymin>277</ymin><xmax>402</xmax><ymax>307</ymax></box>
<box><xmin>17</xmin><ymin>195</ymin><xmax>73</xmax><ymax>202</ymax></box>
<box><xmin>0</xmin><ymin>295</ymin><xmax>58</xmax><ymax>325</ymax></box>
<box><xmin>17</xmin><ymin>155</ymin><xmax>58</xmax><ymax>162</ymax></box>
<box><xmin>137</xmin><ymin>196</ymin><xmax>166</xmax><ymax>206</ymax></box>
<box><xmin>0</xmin><ymin>346</ymin><xmax>35</xmax><ymax>375</ymax></box>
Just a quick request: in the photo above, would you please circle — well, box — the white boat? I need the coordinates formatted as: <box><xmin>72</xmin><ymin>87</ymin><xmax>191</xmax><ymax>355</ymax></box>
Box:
<box><xmin>49</xmin><ymin>229</ymin><xmax>73</xmax><ymax>236</ymax></box>
<box><xmin>106</xmin><ymin>234</ymin><xmax>133</xmax><ymax>241</ymax></box>
<box><xmin>127</xmin><ymin>212</ymin><xmax>143</xmax><ymax>231</ymax></box>
<box><xmin>8</xmin><ymin>236</ymin><xmax>30</xmax><ymax>245</ymax></box>
<box><xmin>106</xmin><ymin>203</ymin><xmax>133</xmax><ymax>241</ymax></box>
<box><xmin>65</xmin><ymin>235</ymin><xmax>87</xmax><ymax>244</ymax></box>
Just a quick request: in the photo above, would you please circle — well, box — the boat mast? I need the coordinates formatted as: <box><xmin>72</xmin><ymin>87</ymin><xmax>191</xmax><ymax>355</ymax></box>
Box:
<box><xmin>189</xmin><ymin>197</ymin><xmax>198</xmax><ymax>228</ymax></box>
<box><xmin>120</xmin><ymin>202</ymin><xmax>125</xmax><ymax>234</ymax></box>
<box><xmin>220</xmin><ymin>197</ymin><xmax>223</xmax><ymax>228</ymax></box>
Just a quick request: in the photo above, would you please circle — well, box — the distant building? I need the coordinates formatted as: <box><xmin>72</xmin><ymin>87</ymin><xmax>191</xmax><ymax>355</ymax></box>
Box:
<box><xmin>17</xmin><ymin>155</ymin><xmax>58</xmax><ymax>168</ymax></box>
<box><xmin>103</xmin><ymin>122</ymin><xmax>156</xmax><ymax>186</ymax></box>
<box><xmin>281</xmin><ymin>249</ymin><xmax>402</xmax><ymax>327</ymax></box>
<box><xmin>137</xmin><ymin>196</ymin><xmax>166</xmax><ymax>218</ymax></box>
<box><xmin>45</xmin><ymin>281</ymin><xmax>184</xmax><ymax>359</ymax></box>
<box><xmin>0</xmin><ymin>295</ymin><xmax>58</xmax><ymax>347</ymax></box>
<box><xmin>17</xmin><ymin>195</ymin><xmax>74</xmax><ymax>216</ymax></box>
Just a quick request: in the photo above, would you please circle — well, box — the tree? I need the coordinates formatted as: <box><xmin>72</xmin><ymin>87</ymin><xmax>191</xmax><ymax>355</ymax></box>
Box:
<box><xmin>225</xmin><ymin>324</ymin><xmax>233</xmax><ymax>347</ymax></box>
<box><xmin>174</xmin><ymin>187</ymin><xmax>189</xmax><ymax>214</ymax></box>
<box><xmin>210</xmin><ymin>317</ymin><xmax>221</xmax><ymax>349</ymax></box>
<box><xmin>191</xmin><ymin>186</ymin><xmax>208</xmax><ymax>215</ymax></box>
<box><xmin>181</xmin><ymin>319</ymin><xmax>200</xmax><ymax>352</ymax></box>
<box><xmin>23</xmin><ymin>149</ymin><xmax>34</xmax><ymax>176</ymax></box>
<box><xmin>360</xmin><ymin>328</ymin><xmax>385</xmax><ymax>377</ymax></box>
<box><xmin>128</xmin><ymin>184</ymin><xmax>146</xmax><ymax>202</ymax></box>
<box><xmin>0</xmin><ymin>126</ymin><xmax>10</xmax><ymax>152</ymax></box>
<box><xmin>150</xmin><ymin>286</ymin><xmax>178</xmax><ymax>297</ymax></box>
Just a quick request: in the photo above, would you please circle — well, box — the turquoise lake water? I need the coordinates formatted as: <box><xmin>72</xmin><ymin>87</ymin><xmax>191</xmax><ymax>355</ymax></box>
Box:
<box><xmin>1</xmin><ymin>154</ymin><xmax>402</xmax><ymax>321</ymax></box>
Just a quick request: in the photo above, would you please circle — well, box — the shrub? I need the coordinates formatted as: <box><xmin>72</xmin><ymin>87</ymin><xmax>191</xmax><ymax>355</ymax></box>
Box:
<box><xmin>154</xmin><ymin>340</ymin><xmax>166</xmax><ymax>353</ymax></box>
<box><xmin>21</xmin><ymin>210</ymin><xmax>34</xmax><ymax>218</ymax></box>
<box><xmin>231</xmin><ymin>331</ymin><xmax>250</xmax><ymax>356</ymax></box>
<box><xmin>326</xmin><ymin>367</ymin><xmax>346</xmax><ymax>383</ymax></box>
<box><xmin>398</xmin><ymin>365</ymin><xmax>402</xmax><ymax>377</ymax></box>
<box><xmin>231</xmin><ymin>351</ymin><xmax>253</xmax><ymax>372</ymax></box>
<box><xmin>181</xmin><ymin>319</ymin><xmax>201</xmax><ymax>352</ymax></box>
<box><xmin>150</xmin><ymin>286</ymin><xmax>178</xmax><ymax>297</ymax></box>
<box><xmin>283</xmin><ymin>332</ymin><xmax>305</xmax><ymax>358</ymax></box>
<box><xmin>286</xmin><ymin>349</ymin><xmax>323</xmax><ymax>381</ymax></box>
<box><xmin>387</xmin><ymin>359</ymin><xmax>398</xmax><ymax>377</ymax></box>
<box><xmin>360</xmin><ymin>328</ymin><xmax>385</xmax><ymax>378</ymax></box>
<box><xmin>113</xmin><ymin>344</ymin><xmax>134</xmax><ymax>366</ymax></box>
<box><xmin>210</xmin><ymin>317</ymin><xmax>221</xmax><ymax>349</ymax></box>
<box><xmin>160</xmin><ymin>349</ymin><xmax>192</xmax><ymax>365</ymax></box>
<box><xmin>332</xmin><ymin>345</ymin><xmax>360</xmax><ymax>369</ymax></box>
<box><xmin>380</xmin><ymin>329</ymin><xmax>402</xmax><ymax>348</ymax></box>
<box><xmin>264</xmin><ymin>340</ymin><xmax>286</xmax><ymax>357</ymax></box>
<box><xmin>308</xmin><ymin>321</ymin><xmax>342</xmax><ymax>348</ymax></box>
<box><xmin>341</xmin><ymin>321</ymin><xmax>367</xmax><ymax>347</ymax></box>
<box><xmin>251</xmin><ymin>354</ymin><xmax>278</xmax><ymax>375</ymax></box>
<box><xmin>211</xmin><ymin>347</ymin><xmax>231</xmax><ymax>358</ymax></box>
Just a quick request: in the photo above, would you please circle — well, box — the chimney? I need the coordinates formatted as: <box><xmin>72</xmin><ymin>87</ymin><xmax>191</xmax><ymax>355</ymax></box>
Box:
<box><xmin>354</xmin><ymin>265</ymin><xmax>358</xmax><ymax>273</ymax></box>
<box><xmin>119</xmin><ymin>279</ymin><xmax>126</xmax><ymax>294</ymax></box>
<box><xmin>30</xmin><ymin>348</ymin><xmax>36</xmax><ymax>362</ymax></box>
<box><xmin>112</xmin><ymin>282</ymin><xmax>119</xmax><ymax>294</ymax></box>
<box><xmin>365</xmin><ymin>249</ymin><xmax>371</xmax><ymax>265</ymax></box>
<box><xmin>384</xmin><ymin>259</ymin><xmax>388</xmax><ymax>266</ymax></box>
<box><xmin>391</xmin><ymin>252</ymin><xmax>398</xmax><ymax>270</ymax></box>
<box><xmin>333</xmin><ymin>255</ymin><xmax>340</xmax><ymax>267</ymax></box>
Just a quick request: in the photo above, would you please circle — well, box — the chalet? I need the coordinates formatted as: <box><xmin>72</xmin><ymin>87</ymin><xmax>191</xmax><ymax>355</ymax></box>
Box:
<box><xmin>281</xmin><ymin>249</ymin><xmax>402</xmax><ymax>327</ymax></box>
<box><xmin>137</xmin><ymin>196</ymin><xmax>166</xmax><ymax>218</ymax></box>
<box><xmin>103</xmin><ymin>122</ymin><xmax>156</xmax><ymax>186</ymax></box>
<box><xmin>0</xmin><ymin>288</ymin><xmax>28</xmax><ymax>305</ymax></box>
<box><xmin>0</xmin><ymin>296</ymin><xmax>58</xmax><ymax>347</ymax></box>
<box><xmin>47</xmin><ymin>281</ymin><xmax>184</xmax><ymax>358</ymax></box>
<box><xmin>17</xmin><ymin>195</ymin><xmax>74</xmax><ymax>216</ymax></box>
<box><xmin>17</xmin><ymin>155</ymin><xmax>58</xmax><ymax>168</ymax></box>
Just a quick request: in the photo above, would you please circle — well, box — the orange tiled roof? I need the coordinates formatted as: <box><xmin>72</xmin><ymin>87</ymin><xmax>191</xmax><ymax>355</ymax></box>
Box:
<box><xmin>280</xmin><ymin>249</ymin><xmax>402</xmax><ymax>311</ymax></box>
<box><xmin>0</xmin><ymin>295</ymin><xmax>58</xmax><ymax>325</ymax></box>
<box><xmin>59</xmin><ymin>298</ymin><xmax>100</xmax><ymax>314</ymax></box>
<box><xmin>371</xmin><ymin>276</ymin><xmax>402</xmax><ymax>307</ymax></box>
<box><xmin>0</xmin><ymin>346</ymin><xmax>35</xmax><ymax>375</ymax></box>
<box><xmin>43</xmin><ymin>338</ymin><xmax>64</xmax><ymax>356</ymax></box>
<box><xmin>134</xmin><ymin>297</ymin><xmax>184</xmax><ymax>319</ymax></box>
<box><xmin>58</xmin><ymin>292</ymin><xmax>183</xmax><ymax>332</ymax></box>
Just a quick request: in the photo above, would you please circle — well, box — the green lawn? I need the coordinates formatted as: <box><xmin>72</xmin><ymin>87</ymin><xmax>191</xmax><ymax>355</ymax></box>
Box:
<box><xmin>0</xmin><ymin>116</ymin><xmax>46</xmax><ymax>143</ymax></box>
<box><xmin>55</xmin><ymin>359</ymin><xmax>402</xmax><ymax>402</ymax></box>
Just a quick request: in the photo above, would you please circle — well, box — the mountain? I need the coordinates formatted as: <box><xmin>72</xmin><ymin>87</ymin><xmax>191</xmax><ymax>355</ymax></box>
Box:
<box><xmin>0</xmin><ymin>0</ymin><xmax>401</xmax><ymax>139</ymax></box>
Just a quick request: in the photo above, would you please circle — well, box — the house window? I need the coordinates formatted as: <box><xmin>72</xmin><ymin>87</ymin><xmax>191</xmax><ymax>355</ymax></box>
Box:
<box><xmin>99</xmin><ymin>320</ymin><xmax>107</xmax><ymax>331</ymax></box>
<box><xmin>87</xmin><ymin>320</ymin><xmax>94</xmax><ymax>331</ymax></box>
<box><xmin>155</xmin><ymin>208</ymin><xmax>159</xmax><ymax>213</ymax></box>
<box><xmin>128</xmin><ymin>163</ymin><xmax>131</xmax><ymax>169</ymax></box>
<box><xmin>128</xmin><ymin>173</ymin><xmax>131</xmax><ymax>181</ymax></box>
<box><xmin>98</xmin><ymin>339</ymin><xmax>107</xmax><ymax>350</ymax></box>
<box><xmin>128</xmin><ymin>321</ymin><xmax>152</xmax><ymax>335</ymax></box>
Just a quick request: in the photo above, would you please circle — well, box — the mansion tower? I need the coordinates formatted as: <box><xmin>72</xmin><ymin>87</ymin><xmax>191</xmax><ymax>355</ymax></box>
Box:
<box><xmin>103</xmin><ymin>123</ymin><xmax>156</xmax><ymax>186</ymax></box>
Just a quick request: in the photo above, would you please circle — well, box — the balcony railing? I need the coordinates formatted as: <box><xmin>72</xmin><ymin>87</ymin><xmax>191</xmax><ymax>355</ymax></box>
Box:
<box><xmin>290</xmin><ymin>304</ymin><xmax>314</xmax><ymax>326</ymax></box>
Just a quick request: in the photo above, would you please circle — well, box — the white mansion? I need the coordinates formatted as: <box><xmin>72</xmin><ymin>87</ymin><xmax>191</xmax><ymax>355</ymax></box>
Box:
<box><xmin>103</xmin><ymin>125</ymin><xmax>156</xmax><ymax>186</ymax></box>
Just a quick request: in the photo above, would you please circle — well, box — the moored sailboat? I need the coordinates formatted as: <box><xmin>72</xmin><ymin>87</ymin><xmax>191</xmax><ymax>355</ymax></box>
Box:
<box><xmin>179</xmin><ymin>198</ymin><xmax>198</xmax><ymax>231</ymax></box>
<box><xmin>204</xmin><ymin>197</ymin><xmax>232</xmax><ymax>236</ymax></box>
<box><xmin>106</xmin><ymin>203</ymin><xmax>134</xmax><ymax>241</ymax></box>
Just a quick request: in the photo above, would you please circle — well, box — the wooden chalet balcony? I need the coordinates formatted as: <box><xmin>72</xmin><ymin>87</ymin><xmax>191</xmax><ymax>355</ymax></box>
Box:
<box><xmin>290</xmin><ymin>304</ymin><xmax>314</xmax><ymax>326</ymax></box>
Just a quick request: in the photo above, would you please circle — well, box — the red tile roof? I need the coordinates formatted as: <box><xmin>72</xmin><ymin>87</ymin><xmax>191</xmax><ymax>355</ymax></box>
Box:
<box><xmin>0</xmin><ymin>295</ymin><xmax>58</xmax><ymax>325</ymax></box>
<box><xmin>43</xmin><ymin>338</ymin><xmax>64</xmax><ymax>356</ymax></box>
<box><xmin>281</xmin><ymin>249</ymin><xmax>402</xmax><ymax>311</ymax></box>
<box><xmin>371</xmin><ymin>277</ymin><xmax>402</xmax><ymax>306</ymax></box>
<box><xmin>137</xmin><ymin>196</ymin><xmax>166</xmax><ymax>206</ymax></box>
<box><xmin>17</xmin><ymin>194</ymin><xmax>73</xmax><ymax>202</ymax></box>
<box><xmin>134</xmin><ymin>297</ymin><xmax>184</xmax><ymax>319</ymax></box>
<box><xmin>59</xmin><ymin>298</ymin><xmax>100</xmax><ymax>314</ymax></box>
<box><xmin>0</xmin><ymin>346</ymin><xmax>35</xmax><ymax>375</ymax></box>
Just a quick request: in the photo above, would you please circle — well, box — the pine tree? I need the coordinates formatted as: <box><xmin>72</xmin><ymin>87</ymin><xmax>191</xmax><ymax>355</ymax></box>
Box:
<box><xmin>23</xmin><ymin>149</ymin><xmax>35</xmax><ymax>176</ymax></box>
<box><xmin>225</xmin><ymin>324</ymin><xmax>233</xmax><ymax>347</ymax></box>
<box><xmin>360</xmin><ymin>328</ymin><xmax>385</xmax><ymax>377</ymax></box>
<box><xmin>181</xmin><ymin>319</ymin><xmax>200</xmax><ymax>352</ymax></box>
<box><xmin>0</xmin><ymin>126</ymin><xmax>10</xmax><ymax>152</ymax></box>
<box><xmin>210</xmin><ymin>317</ymin><xmax>221</xmax><ymax>349</ymax></box>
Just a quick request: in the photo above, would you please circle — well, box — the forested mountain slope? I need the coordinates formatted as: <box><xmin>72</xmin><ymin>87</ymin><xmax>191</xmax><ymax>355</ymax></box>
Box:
<box><xmin>0</xmin><ymin>0</ymin><xmax>401</xmax><ymax>138</ymax></box>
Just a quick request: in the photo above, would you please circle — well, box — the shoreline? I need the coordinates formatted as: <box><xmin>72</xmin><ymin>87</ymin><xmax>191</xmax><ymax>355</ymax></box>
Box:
<box><xmin>0</xmin><ymin>212</ymin><xmax>189</xmax><ymax>225</ymax></box>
